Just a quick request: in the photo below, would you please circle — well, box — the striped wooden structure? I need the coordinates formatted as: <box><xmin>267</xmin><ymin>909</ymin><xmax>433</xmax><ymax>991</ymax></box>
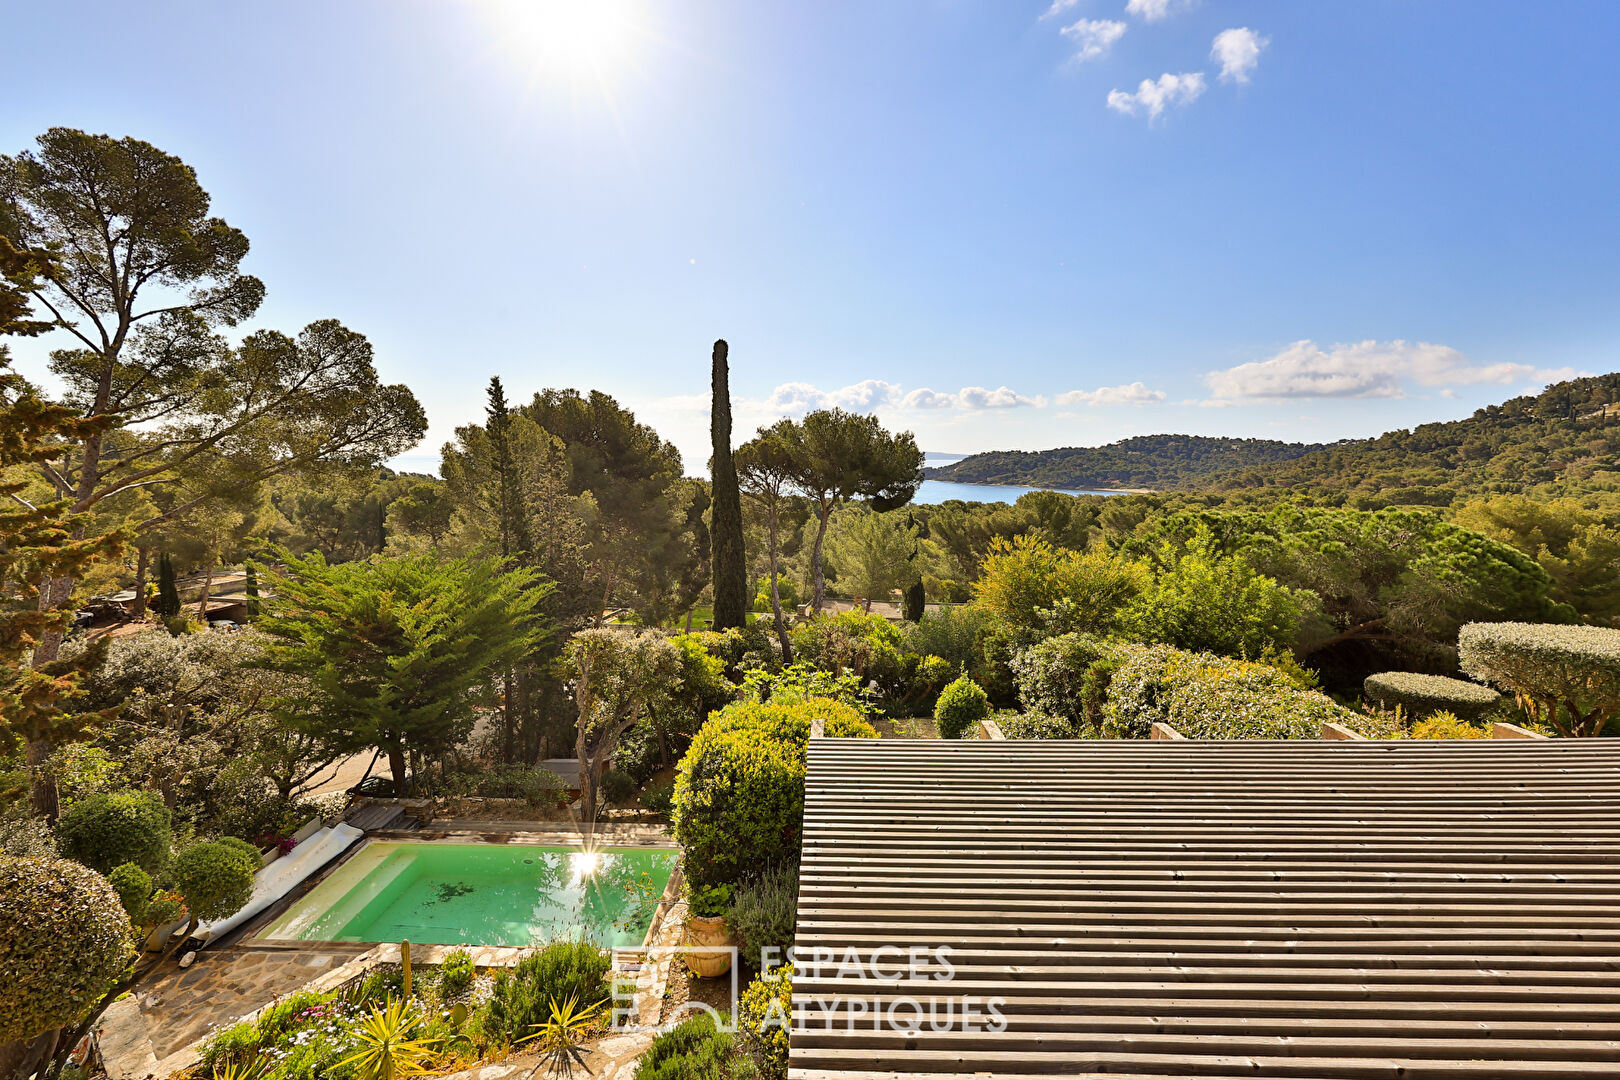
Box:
<box><xmin>792</xmin><ymin>738</ymin><xmax>1620</xmax><ymax>1079</ymax></box>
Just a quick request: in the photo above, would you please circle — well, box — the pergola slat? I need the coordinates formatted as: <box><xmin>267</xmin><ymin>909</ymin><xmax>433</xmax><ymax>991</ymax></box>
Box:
<box><xmin>788</xmin><ymin>738</ymin><xmax>1620</xmax><ymax>1079</ymax></box>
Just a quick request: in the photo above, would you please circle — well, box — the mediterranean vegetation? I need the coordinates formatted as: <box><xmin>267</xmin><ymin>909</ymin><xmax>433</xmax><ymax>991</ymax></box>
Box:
<box><xmin>3</xmin><ymin>124</ymin><xmax>1619</xmax><ymax>1080</ymax></box>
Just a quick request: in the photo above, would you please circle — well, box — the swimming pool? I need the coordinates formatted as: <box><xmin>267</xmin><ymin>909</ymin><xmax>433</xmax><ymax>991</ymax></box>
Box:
<box><xmin>261</xmin><ymin>842</ymin><xmax>677</xmax><ymax>948</ymax></box>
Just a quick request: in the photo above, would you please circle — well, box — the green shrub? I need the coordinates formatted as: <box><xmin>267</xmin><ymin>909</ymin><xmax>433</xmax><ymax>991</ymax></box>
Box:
<box><xmin>1363</xmin><ymin>671</ymin><xmax>1499</xmax><ymax>722</ymax></box>
<box><xmin>687</xmin><ymin>882</ymin><xmax>732</xmax><ymax>919</ymax></box>
<box><xmin>1010</xmin><ymin>633</ymin><xmax>1116</xmax><ymax>734</ymax></box>
<box><xmin>789</xmin><ymin>612</ymin><xmax>906</xmax><ymax>691</ymax></box>
<box><xmin>1411</xmin><ymin>711</ymin><xmax>1490</xmax><ymax>739</ymax></box>
<box><xmin>169</xmin><ymin>838</ymin><xmax>258</xmax><ymax>924</ymax></box>
<box><xmin>996</xmin><ymin>710</ymin><xmax>1075</xmax><ymax>739</ymax></box>
<box><xmin>107</xmin><ymin>862</ymin><xmax>154</xmax><ymax>924</ymax></box>
<box><xmin>55</xmin><ymin>789</ymin><xmax>173</xmax><ymax>875</ymax></box>
<box><xmin>902</xmin><ymin>606</ymin><xmax>993</xmax><ymax>681</ymax></box>
<box><xmin>439</xmin><ymin>949</ymin><xmax>476</xmax><ymax>998</ymax></box>
<box><xmin>639</xmin><ymin>780</ymin><xmax>675</xmax><ymax>817</ymax></box>
<box><xmin>632</xmin><ymin>1013</ymin><xmax>738</xmax><ymax>1080</ymax></box>
<box><xmin>599</xmin><ymin>769</ymin><xmax>638</xmax><ymax>808</ymax></box>
<box><xmin>0</xmin><ymin>816</ymin><xmax>58</xmax><ymax>859</ymax></box>
<box><xmin>934</xmin><ymin>675</ymin><xmax>989</xmax><ymax>739</ymax></box>
<box><xmin>736</xmin><ymin>965</ymin><xmax>793</xmax><ymax>1080</ymax></box>
<box><xmin>673</xmin><ymin>699</ymin><xmax>876</xmax><ymax>887</ymax></box>
<box><xmin>0</xmin><ymin>856</ymin><xmax>132</xmax><ymax>1042</ymax></box>
<box><xmin>730</xmin><ymin>863</ymin><xmax>798</xmax><ymax>971</ymax></box>
<box><xmin>481</xmin><ymin>939</ymin><xmax>610</xmax><ymax>1047</ymax></box>
<box><xmin>1104</xmin><ymin>643</ymin><xmax>1358</xmax><ymax>740</ymax></box>
<box><xmin>739</xmin><ymin>662</ymin><xmax>868</xmax><ymax>712</ymax></box>
<box><xmin>1459</xmin><ymin>621</ymin><xmax>1620</xmax><ymax>736</ymax></box>
<box><xmin>199</xmin><ymin>1019</ymin><xmax>262</xmax><ymax>1068</ymax></box>
<box><xmin>476</xmin><ymin>765</ymin><xmax>568</xmax><ymax>807</ymax></box>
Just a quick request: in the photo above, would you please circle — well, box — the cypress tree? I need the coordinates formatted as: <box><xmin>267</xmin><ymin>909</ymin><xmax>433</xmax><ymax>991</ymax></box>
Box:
<box><xmin>486</xmin><ymin>377</ymin><xmax>533</xmax><ymax>560</ymax></box>
<box><xmin>709</xmin><ymin>340</ymin><xmax>748</xmax><ymax>629</ymax></box>
<box><xmin>244</xmin><ymin>563</ymin><xmax>261</xmax><ymax>618</ymax></box>
<box><xmin>154</xmin><ymin>553</ymin><xmax>181</xmax><ymax>618</ymax></box>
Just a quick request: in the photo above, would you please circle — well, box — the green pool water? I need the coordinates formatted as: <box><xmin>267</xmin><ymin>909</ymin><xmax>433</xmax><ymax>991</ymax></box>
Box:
<box><xmin>262</xmin><ymin>843</ymin><xmax>676</xmax><ymax>948</ymax></box>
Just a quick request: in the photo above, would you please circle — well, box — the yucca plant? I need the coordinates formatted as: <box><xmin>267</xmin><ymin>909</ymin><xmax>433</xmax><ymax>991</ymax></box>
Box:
<box><xmin>520</xmin><ymin>995</ymin><xmax>604</xmax><ymax>1077</ymax></box>
<box><xmin>211</xmin><ymin>1055</ymin><xmax>267</xmax><ymax>1080</ymax></box>
<box><xmin>336</xmin><ymin>997</ymin><xmax>442</xmax><ymax>1080</ymax></box>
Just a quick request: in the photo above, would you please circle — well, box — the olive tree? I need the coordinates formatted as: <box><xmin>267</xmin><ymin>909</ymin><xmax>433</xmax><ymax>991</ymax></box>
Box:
<box><xmin>1458</xmin><ymin>622</ymin><xmax>1620</xmax><ymax>736</ymax></box>
<box><xmin>568</xmin><ymin>628</ymin><xmax>683</xmax><ymax>826</ymax></box>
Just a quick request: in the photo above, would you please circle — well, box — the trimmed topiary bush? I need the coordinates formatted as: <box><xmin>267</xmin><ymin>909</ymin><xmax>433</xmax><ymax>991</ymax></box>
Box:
<box><xmin>1010</xmin><ymin>633</ymin><xmax>1117</xmax><ymax>734</ymax></box>
<box><xmin>673</xmin><ymin>698</ymin><xmax>877</xmax><ymax>888</ymax></box>
<box><xmin>1105</xmin><ymin>643</ymin><xmax>1358</xmax><ymax>740</ymax></box>
<box><xmin>169</xmin><ymin>838</ymin><xmax>259</xmax><ymax>925</ymax></box>
<box><xmin>736</xmin><ymin>964</ymin><xmax>793</xmax><ymax>1080</ymax></box>
<box><xmin>1363</xmin><ymin>671</ymin><xmax>1499</xmax><ymax>722</ymax></box>
<box><xmin>106</xmin><ymin>862</ymin><xmax>155</xmax><ymax>924</ymax></box>
<box><xmin>730</xmin><ymin>862</ymin><xmax>799</xmax><ymax>971</ymax></box>
<box><xmin>996</xmin><ymin>710</ymin><xmax>1076</xmax><ymax>739</ymax></box>
<box><xmin>1459</xmin><ymin>621</ymin><xmax>1620</xmax><ymax>736</ymax></box>
<box><xmin>934</xmin><ymin>675</ymin><xmax>990</xmax><ymax>740</ymax></box>
<box><xmin>55</xmin><ymin>789</ymin><xmax>173</xmax><ymax>875</ymax></box>
<box><xmin>0</xmin><ymin>856</ymin><xmax>133</xmax><ymax>1042</ymax></box>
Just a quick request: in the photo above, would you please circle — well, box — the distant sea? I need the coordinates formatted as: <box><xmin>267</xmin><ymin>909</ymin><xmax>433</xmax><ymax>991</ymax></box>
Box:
<box><xmin>914</xmin><ymin>479</ymin><xmax>1126</xmax><ymax>504</ymax></box>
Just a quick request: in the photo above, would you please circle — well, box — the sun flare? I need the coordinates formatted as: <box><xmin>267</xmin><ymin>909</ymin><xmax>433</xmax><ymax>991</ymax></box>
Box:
<box><xmin>477</xmin><ymin>0</ymin><xmax>644</xmax><ymax>87</ymax></box>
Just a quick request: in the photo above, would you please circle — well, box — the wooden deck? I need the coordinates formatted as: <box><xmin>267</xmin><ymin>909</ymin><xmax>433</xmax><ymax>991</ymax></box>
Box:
<box><xmin>791</xmin><ymin>738</ymin><xmax>1620</xmax><ymax>1079</ymax></box>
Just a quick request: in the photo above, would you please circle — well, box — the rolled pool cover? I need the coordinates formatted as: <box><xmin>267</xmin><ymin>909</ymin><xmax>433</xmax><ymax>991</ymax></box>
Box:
<box><xmin>187</xmin><ymin>823</ymin><xmax>366</xmax><ymax>945</ymax></box>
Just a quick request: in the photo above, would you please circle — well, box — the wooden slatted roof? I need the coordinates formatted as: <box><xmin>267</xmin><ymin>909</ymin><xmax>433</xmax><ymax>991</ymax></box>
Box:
<box><xmin>791</xmin><ymin>738</ymin><xmax>1620</xmax><ymax>1079</ymax></box>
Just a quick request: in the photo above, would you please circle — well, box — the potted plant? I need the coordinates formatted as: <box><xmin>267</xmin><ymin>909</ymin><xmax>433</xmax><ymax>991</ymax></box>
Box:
<box><xmin>684</xmin><ymin>883</ymin><xmax>734</xmax><ymax>977</ymax></box>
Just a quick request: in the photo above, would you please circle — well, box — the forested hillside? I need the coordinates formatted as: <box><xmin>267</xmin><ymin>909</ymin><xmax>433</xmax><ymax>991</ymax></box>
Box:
<box><xmin>1206</xmin><ymin>374</ymin><xmax>1620</xmax><ymax>504</ymax></box>
<box><xmin>926</xmin><ymin>434</ymin><xmax>1323</xmax><ymax>490</ymax></box>
<box><xmin>928</xmin><ymin>376</ymin><xmax>1620</xmax><ymax>505</ymax></box>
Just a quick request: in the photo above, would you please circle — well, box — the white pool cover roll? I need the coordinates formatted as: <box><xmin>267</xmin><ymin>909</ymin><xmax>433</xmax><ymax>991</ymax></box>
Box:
<box><xmin>190</xmin><ymin>822</ymin><xmax>366</xmax><ymax>945</ymax></box>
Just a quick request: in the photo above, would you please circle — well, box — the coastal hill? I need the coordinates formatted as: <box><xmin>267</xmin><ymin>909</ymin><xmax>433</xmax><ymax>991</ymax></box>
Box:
<box><xmin>925</xmin><ymin>374</ymin><xmax>1620</xmax><ymax>502</ymax></box>
<box><xmin>924</xmin><ymin>434</ymin><xmax>1324</xmax><ymax>491</ymax></box>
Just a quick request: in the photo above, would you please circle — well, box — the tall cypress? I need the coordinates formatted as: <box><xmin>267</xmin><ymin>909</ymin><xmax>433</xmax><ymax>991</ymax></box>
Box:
<box><xmin>709</xmin><ymin>339</ymin><xmax>748</xmax><ymax>629</ymax></box>
<box><xmin>486</xmin><ymin>377</ymin><xmax>534</xmax><ymax>560</ymax></box>
<box><xmin>154</xmin><ymin>552</ymin><xmax>181</xmax><ymax>618</ymax></box>
<box><xmin>244</xmin><ymin>563</ymin><xmax>261</xmax><ymax>618</ymax></box>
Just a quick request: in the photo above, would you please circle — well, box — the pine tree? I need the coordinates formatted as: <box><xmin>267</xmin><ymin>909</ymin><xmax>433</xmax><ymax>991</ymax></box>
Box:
<box><xmin>709</xmin><ymin>339</ymin><xmax>748</xmax><ymax>629</ymax></box>
<box><xmin>154</xmin><ymin>553</ymin><xmax>181</xmax><ymax>618</ymax></box>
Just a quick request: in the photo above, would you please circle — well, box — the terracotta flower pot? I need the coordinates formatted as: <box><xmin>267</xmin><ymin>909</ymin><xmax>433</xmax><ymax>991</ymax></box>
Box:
<box><xmin>684</xmin><ymin>914</ymin><xmax>733</xmax><ymax>977</ymax></box>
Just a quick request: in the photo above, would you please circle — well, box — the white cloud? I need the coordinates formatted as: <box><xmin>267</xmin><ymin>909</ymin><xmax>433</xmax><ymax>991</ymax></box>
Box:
<box><xmin>1107</xmin><ymin>72</ymin><xmax>1206</xmax><ymax>120</ymax></box>
<box><xmin>1125</xmin><ymin>0</ymin><xmax>1195</xmax><ymax>23</ymax></box>
<box><xmin>1056</xmin><ymin>382</ymin><xmax>1167</xmax><ymax>406</ymax></box>
<box><xmin>956</xmin><ymin>385</ymin><xmax>1045</xmax><ymax>409</ymax></box>
<box><xmin>1204</xmin><ymin>340</ymin><xmax>1580</xmax><ymax>400</ymax></box>
<box><xmin>1212</xmin><ymin>27</ymin><xmax>1268</xmax><ymax>84</ymax></box>
<box><xmin>763</xmin><ymin>379</ymin><xmax>902</xmax><ymax>413</ymax></box>
<box><xmin>1060</xmin><ymin>18</ymin><xmax>1127</xmax><ymax>63</ymax></box>
<box><xmin>756</xmin><ymin>380</ymin><xmax>1044</xmax><ymax>415</ymax></box>
<box><xmin>1040</xmin><ymin>0</ymin><xmax>1085</xmax><ymax>18</ymax></box>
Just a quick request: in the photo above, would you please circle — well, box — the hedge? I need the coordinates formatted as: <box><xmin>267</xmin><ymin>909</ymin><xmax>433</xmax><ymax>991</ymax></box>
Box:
<box><xmin>736</xmin><ymin>965</ymin><xmax>793</xmax><ymax>1080</ymax></box>
<box><xmin>1104</xmin><ymin>644</ymin><xmax>1359</xmax><ymax>740</ymax></box>
<box><xmin>995</xmin><ymin>710</ymin><xmax>1076</xmax><ymax>739</ymax></box>
<box><xmin>0</xmin><ymin>857</ymin><xmax>133</xmax><ymax>1042</ymax></box>
<box><xmin>673</xmin><ymin>699</ymin><xmax>876</xmax><ymax>887</ymax></box>
<box><xmin>1459</xmin><ymin>621</ymin><xmax>1620</xmax><ymax>736</ymax></box>
<box><xmin>1363</xmin><ymin>671</ymin><xmax>1500</xmax><ymax>722</ymax></box>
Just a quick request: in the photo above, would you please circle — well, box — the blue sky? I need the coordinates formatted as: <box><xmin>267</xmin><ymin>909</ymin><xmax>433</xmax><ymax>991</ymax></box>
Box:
<box><xmin>5</xmin><ymin>1</ymin><xmax>1619</xmax><ymax>473</ymax></box>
